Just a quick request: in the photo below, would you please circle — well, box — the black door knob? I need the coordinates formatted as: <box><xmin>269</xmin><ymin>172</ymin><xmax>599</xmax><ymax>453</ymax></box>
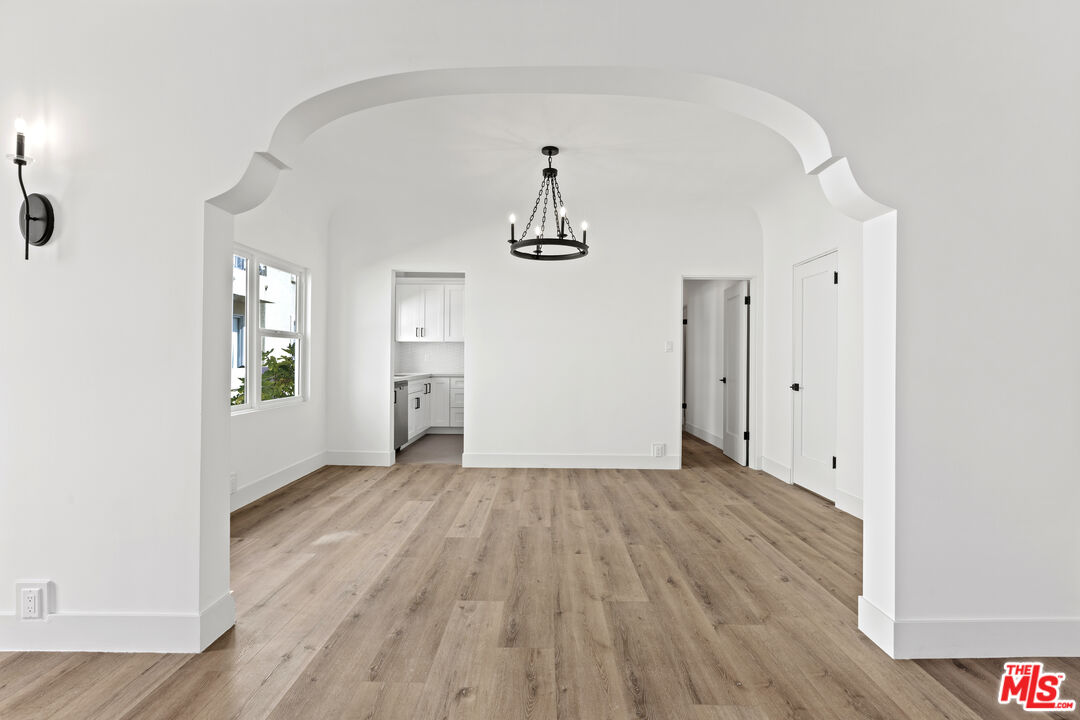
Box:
<box><xmin>720</xmin><ymin>377</ymin><xmax>727</xmax><ymax>384</ymax></box>
<box><xmin>790</xmin><ymin>382</ymin><xmax>800</xmax><ymax>391</ymax></box>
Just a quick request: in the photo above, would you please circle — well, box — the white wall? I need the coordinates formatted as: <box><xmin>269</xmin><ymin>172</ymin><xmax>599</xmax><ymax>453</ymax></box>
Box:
<box><xmin>754</xmin><ymin>172</ymin><xmax>865</xmax><ymax>514</ymax></box>
<box><xmin>2</xmin><ymin>1</ymin><xmax>1077</xmax><ymax>657</ymax></box>
<box><xmin>683</xmin><ymin>279</ymin><xmax>732</xmax><ymax>448</ymax></box>
<box><xmin>229</xmin><ymin>174</ymin><xmax>329</xmax><ymax>511</ymax></box>
<box><xmin>327</xmin><ymin>200</ymin><xmax>763</xmax><ymax>468</ymax></box>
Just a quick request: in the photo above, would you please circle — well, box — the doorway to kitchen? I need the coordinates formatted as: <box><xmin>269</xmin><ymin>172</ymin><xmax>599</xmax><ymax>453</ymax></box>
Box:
<box><xmin>682</xmin><ymin>277</ymin><xmax>753</xmax><ymax>466</ymax></box>
<box><xmin>392</xmin><ymin>271</ymin><xmax>465</xmax><ymax>465</ymax></box>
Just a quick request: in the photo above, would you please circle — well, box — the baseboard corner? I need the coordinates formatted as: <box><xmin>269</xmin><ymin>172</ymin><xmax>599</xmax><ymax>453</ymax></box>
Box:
<box><xmin>835</xmin><ymin>489</ymin><xmax>863</xmax><ymax>519</ymax></box>
<box><xmin>858</xmin><ymin>595</ymin><xmax>896</xmax><ymax>658</ymax></box>
<box><xmin>762</xmin><ymin>456</ymin><xmax>792</xmax><ymax>484</ymax></box>
<box><xmin>199</xmin><ymin>591</ymin><xmax>235</xmax><ymax>650</ymax></box>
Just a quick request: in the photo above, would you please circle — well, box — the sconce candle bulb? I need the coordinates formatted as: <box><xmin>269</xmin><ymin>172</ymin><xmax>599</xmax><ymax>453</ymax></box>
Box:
<box><xmin>14</xmin><ymin>118</ymin><xmax>26</xmax><ymax>160</ymax></box>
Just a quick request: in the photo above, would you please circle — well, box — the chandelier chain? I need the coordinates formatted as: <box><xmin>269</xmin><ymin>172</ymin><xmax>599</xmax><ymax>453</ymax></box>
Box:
<box><xmin>539</xmin><ymin>179</ymin><xmax>550</xmax><ymax>237</ymax></box>
<box><xmin>552</xmin><ymin>177</ymin><xmax>578</xmax><ymax>242</ymax></box>
<box><xmin>519</xmin><ymin>178</ymin><xmax>545</xmax><ymax>239</ymax></box>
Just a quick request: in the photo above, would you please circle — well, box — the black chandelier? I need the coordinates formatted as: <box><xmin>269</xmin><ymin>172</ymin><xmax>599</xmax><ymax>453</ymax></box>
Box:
<box><xmin>507</xmin><ymin>146</ymin><xmax>588</xmax><ymax>261</ymax></box>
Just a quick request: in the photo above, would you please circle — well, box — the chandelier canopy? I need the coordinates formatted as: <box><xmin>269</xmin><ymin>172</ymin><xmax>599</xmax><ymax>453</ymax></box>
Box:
<box><xmin>507</xmin><ymin>146</ymin><xmax>589</xmax><ymax>261</ymax></box>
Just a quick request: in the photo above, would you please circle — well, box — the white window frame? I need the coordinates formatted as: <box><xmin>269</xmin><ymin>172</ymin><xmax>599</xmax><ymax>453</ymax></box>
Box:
<box><xmin>231</xmin><ymin>244</ymin><xmax>308</xmax><ymax>414</ymax></box>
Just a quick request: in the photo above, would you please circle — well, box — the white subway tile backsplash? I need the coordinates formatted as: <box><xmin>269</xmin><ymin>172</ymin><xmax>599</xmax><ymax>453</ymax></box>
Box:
<box><xmin>395</xmin><ymin>342</ymin><xmax>464</xmax><ymax>373</ymax></box>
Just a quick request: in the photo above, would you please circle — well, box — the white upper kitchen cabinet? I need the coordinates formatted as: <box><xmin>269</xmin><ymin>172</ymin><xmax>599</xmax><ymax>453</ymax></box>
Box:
<box><xmin>396</xmin><ymin>284</ymin><xmax>424</xmax><ymax>342</ymax></box>
<box><xmin>419</xmin><ymin>285</ymin><xmax>444</xmax><ymax>342</ymax></box>
<box><xmin>444</xmin><ymin>285</ymin><xmax>465</xmax><ymax>342</ymax></box>
<box><xmin>396</xmin><ymin>283</ymin><xmax>445</xmax><ymax>342</ymax></box>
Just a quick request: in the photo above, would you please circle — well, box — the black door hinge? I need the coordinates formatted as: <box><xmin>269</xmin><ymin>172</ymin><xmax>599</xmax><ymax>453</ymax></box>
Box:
<box><xmin>833</xmin><ymin>271</ymin><xmax>839</xmax><ymax>285</ymax></box>
<box><xmin>832</xmin><ymin>456</ymin><xmax>837</xmax><ymax>469</ymax></box>
<box><xmin>744</xmin><ymin>296</ymin><xmax>750</xmax><ymax>305</ymax></box>
<box><xmin>683</xmin><ymin>318</ymin><xmax>687</xmax><ymax>325</ymax></box>
<box><xmin>682</xmin><ymin>402</ymin><xmax>687</xmax><ymax>409</ymax></box>
<box><xmin>743</xmin><ymin>431</ymin><xmax>750</xmax><ymax>440</ymax></box>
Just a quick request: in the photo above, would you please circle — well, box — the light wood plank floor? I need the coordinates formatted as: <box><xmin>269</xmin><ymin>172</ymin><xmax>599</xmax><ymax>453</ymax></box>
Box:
<box><xmin>1</xmin><ymin>434</ymin><xmax>1076</xmax><ymax>718</ymax></box>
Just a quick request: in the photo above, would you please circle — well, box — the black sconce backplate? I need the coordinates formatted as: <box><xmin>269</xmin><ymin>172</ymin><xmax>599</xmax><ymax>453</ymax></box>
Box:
<box><xmin>19</xmin><ymin>193</ymin><xmax>54</xmax><ymax>247</ymax></box>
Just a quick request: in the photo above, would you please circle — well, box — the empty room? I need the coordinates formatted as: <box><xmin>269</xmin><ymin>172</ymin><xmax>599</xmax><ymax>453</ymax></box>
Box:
<box><xmin>1</xmin><ymin>2</ymin><xmax>1077</xmax><ymax>718</ymax></box>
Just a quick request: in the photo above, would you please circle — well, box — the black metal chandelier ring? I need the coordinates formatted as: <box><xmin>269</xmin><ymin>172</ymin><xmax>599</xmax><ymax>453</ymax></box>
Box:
<box><xmin>509</xmin><ymin>238</ymin><xmax>589</xmax><ymax>261</ymax></box>
<box><xmin>506</xmin><ymin>146</ymin><xmax>589</xmax><ymax>261</ymax></box>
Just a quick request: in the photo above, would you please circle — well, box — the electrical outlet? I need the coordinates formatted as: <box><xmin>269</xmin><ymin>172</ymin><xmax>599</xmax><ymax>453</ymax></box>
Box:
<box><xmin>21</xmin><ymin>588</ymin><xmax>41</xmax><ymax>619</ymax></box>
<box><xmin>15</xmin><ymin>581</ymin><xmax>49</xmax><ymax>621</ymax></box>
<box><xmin>663</xmin><ymin>340</ymin><xmax>674</xmax><ymax>353</ymax></box>
<box><xmin>652</xmin><ymin>443</ymin><xmax>666</xmax><ymax>458</ymax></box>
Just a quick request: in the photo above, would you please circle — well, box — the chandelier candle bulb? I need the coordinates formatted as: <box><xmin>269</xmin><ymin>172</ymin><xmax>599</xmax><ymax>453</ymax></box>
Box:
<box><xmin>509</xmin><ymin>214</ymin><xmax>516</xmax><ymax>242</ymax></box>
<box><xmin>559</xmin><ymin>206</ymin><xmax>566</xmax><ymax>236</ymax></box>
<box><xmin>581</xmin><ymin>221</ymin><xmax>588</xmax><ymax>243</ymax></box>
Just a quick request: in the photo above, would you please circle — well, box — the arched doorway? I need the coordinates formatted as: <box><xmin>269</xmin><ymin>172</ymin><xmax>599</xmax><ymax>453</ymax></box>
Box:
<box><xmin>200</xmin><ymin>66</ymin><xmax>897</xmax><ymax>655</ymax></box>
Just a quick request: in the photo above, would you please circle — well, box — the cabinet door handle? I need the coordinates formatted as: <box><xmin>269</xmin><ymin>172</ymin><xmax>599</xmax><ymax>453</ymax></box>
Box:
<box><xmin>421</xmin><ymin>327</ymin><xmax>425</xmax><ymax>338</ymax></box>
<box><xmin>415</xmin><ymin>327</ymin><xmax>419</xmax><ymax>337</ymax></box>
<box><xmin>394</xmin><ymin>389</ymin><xmax>397</xmax><ymax>404</ymax></box>
<box><xmin>414</xmin><ymin>398</ymin><xmax>420</xmax><ymax>409</ymax></box>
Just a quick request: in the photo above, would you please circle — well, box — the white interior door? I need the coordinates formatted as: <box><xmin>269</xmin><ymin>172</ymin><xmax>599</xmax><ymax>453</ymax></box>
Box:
<box><xmin>792</xmin><ymin>252</ymin><xmax>838</xmax><ymax>499</ymax></box>
<box><xmin>722</xmin><ymin>281</ymin><xmax>748</xmax><ymax>465</ymax></box>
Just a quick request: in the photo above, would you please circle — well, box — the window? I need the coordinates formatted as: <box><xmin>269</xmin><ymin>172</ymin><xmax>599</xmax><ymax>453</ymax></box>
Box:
<box><xmin>231</xmin><ymin>248</ymin><xmax>306</xmax><ymax>411</ymax></box>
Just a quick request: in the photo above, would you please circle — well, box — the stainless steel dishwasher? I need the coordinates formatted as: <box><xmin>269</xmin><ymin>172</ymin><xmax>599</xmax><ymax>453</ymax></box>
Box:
<box><xmin>394</xmin><ymin>380</ymin><xmax>408</xmax><ymax>450</ymax></box>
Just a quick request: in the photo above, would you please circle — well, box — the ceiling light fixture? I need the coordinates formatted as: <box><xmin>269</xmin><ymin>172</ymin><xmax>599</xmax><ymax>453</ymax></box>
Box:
<box><xmin>8</xmin><ymin>118</ymin><xmax>55</xmax><ymax>260</ymax></box>
<box><xmin>507</xmin><ymin>146</ymin><xmax>588</xmax><ymax>261</ymax></box>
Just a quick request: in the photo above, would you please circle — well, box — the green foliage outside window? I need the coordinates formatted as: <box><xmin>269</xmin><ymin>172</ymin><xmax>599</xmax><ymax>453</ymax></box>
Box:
<box><xmin>231</xmin><ymin>342</ymin><xmax>296</xmax><ymax>405</ymax></box>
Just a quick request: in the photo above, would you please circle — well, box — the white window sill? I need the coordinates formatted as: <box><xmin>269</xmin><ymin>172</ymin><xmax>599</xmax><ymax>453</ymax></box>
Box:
<box><xmin>231</xmin><ymin>397</ymin><xmax>306</xmax><ymax>417</ymax></box>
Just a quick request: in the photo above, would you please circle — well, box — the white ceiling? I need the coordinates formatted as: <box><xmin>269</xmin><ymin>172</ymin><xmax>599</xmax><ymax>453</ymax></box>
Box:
<box><xmin>289</xmin><ymin>93</ymin><xmax>805</xmax><ymax>223</ymax></box>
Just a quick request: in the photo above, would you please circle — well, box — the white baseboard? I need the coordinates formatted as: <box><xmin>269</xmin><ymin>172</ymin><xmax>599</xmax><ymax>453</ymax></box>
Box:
<box><xmin>426</xmin><ymin>426</ymin><xmax>464</xmax><ymax>435</ymax></box>
<box><xmin>835</xmin><ymin>489</ymin><xmax>863</xmax><ymax>519</ymax></box>
<box><xmin>200</xmin><ymin>592</ymin><xmax>236</xmax><ymax>651</ymax></box>
<box><xmin>762</xmin><ymin>456</ymin><xmax>792</xmax><ymax>483</ymax></box>
<box><xmin>462</xmin><ymin>452</ymin><xmax>681</xmax><ymax>470</ymax></box>
<box><xmin>685</xmin><ymin>423</ymin><xmax>724</xmax><ymax>449</ymax></box>
<box><xmin>231</xmin><ymin>451</ymin><xmax>328</xmax><ymax>511</ymax></box>
<box><xmin>0</xmin><ymin>592</ymin><xmax>235</xmax><ymax>653</ymax></box>
<box><xmin>859</xmin><ymin>595</ymin><xmax>1080</xmax><ymax>658</ymax></box>
<box><xmin>324</xmin><ymin>450</ymin><xmax>394</xmax><ymax>467</ymax></box>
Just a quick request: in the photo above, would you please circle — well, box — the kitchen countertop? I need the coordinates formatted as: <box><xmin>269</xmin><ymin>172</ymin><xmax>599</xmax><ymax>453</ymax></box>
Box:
<box><xmin>393</xmin><ymin>372</ymin><xmax>464</xmax><ymax>382</ymax></box>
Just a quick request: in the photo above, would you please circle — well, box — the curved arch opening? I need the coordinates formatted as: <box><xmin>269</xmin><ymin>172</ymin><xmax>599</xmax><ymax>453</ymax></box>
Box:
<box><xmin>201</xmin><ymin>67</ymin><xmax>898</xmax><ymax>655</ymax></box>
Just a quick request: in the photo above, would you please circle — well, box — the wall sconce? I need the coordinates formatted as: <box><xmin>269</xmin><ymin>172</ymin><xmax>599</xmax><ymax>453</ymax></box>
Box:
<box><xmin>8</xmin><ymin>118</ymin><xmax>54</xmax><ymax>260</ymax></box>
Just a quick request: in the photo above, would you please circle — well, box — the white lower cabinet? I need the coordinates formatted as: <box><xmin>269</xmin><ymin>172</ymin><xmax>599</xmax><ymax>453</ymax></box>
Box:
<box><xmin>430</xmin><ymin>377</ymin><xmax>450</xmax><ymax>426</ymax></box>
<box><xmin>450</xmin><ymin>380</ymin><xmax>464</xmax><ymax>427</ymax></box>
<box><xmin>403</xmin><ymin>375</ymin><xmax>462</xmax><ymax>444</ymax></box>
<box><xmin>407</xmin><ymin>391</ymin><xmax>421</xmax><ymax>438</ymax></box>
